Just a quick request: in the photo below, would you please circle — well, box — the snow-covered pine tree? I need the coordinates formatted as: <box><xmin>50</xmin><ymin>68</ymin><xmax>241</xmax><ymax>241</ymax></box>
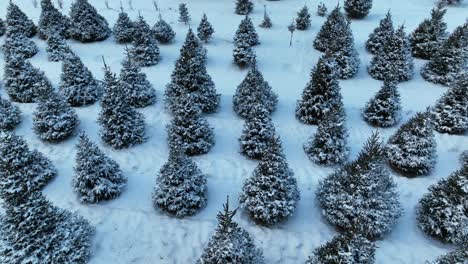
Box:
<box><xmin>421</xmin><ymin>21</ymin><xmax>468</xmax><ymax>86</ymax></box>
<box><xmin>197</xmin><ymin>14</ymin><xmax>215</xmax><ymax>43</ymax></box>
<box><xmin>239</xmin><ymin>137</ymin><xmax>300</xmax><ymax>226</ymax></box>
<box><xmin>197</xmin><ymin>197</ymin><xmax>265</xmax><ymax>264</ymax></box>
<box><xmin>239</xmin><ymin>104</ymin><xmax>276</xmax><ymax>160</ymax></box>
<box><xmin>235</xmin><ymin>0</ymin><xmax>254</xmax><ymax>15</ymax></box>
<box><xmin>429</xmin><ymin>244</ymin><xmax>468</xmax><ymax>264</ymax></box>
<box><xmin>178</xmin><ymin>3</ymin><xmax>191</xmax><ymax>25</ymax></box>
<box><xmin>0</xmin><ymin>132</ymin><xmax>57</xmax><ymax>204</ymax></box>
<box><xmin>317</xmin><ymin>132</ymin><xmax>403</xmax><ymax>239</ymax></box>
<box><xmin>317</xmin><ymin>2</ymin><xmax>327</xmax><ymax>17</ymax></box>
<box><xmin>329</xmin><ymin>19</ymin><xmax>360</xmax><ymax>79</ymax></box>
<box><xmin>46</xmin><ymin>33</ymin><xmax>72</xmax><ymax>62</ymax></box>
<box><xmin>366</xmin><ymin>11</ymin><xmax>394</xmax><ymax>54</ymax></box>
<box><xmin>152</xmin><ymin>147</ymin><xmax>208</xmax><ymax>217</ymax></box>
<box><xmin>98</xmin><ymin>62</ymin><xmax>146</xmax><ymax>149</ymax></box>
<box><xmin>461</xmin><ymin>150</ymin><xmax>468</xmax><ymax>168</ymax></box>
<box><xmin>344</xmin><ymin>0</ymin><xmax>373</xmax><ymax>19</ymax></box>
<box><xmin>130</xmin><ymin>14</ymin><xmax>160</xmax><ymax>67</ymax></box>
<box><xmin>153</xmin><ymin>14</ymin><xmax>175</xmax><ymax>44</ymax></box>
<box><xmin>409</xmin><ymin>3</ymin><xmax>448</xmax><ymax>59</ymax></box>
<box><xmin>167</xmin><ymin>94</ymin><xmax>215</xmax><ymax>156</ymax></box>
<box><xmin>296</xmin><ymin>54</ymin><xmax>341</xmax><ymax>125</ymax></box>
<box><xmin>0</xmin><ymin>18</ymin><xmax>5</xmax><ymax>36</ymax></box>
<box><xmin>304</xmin><ymin>100</ymin><xmax>349</xmax><ymax>165</ymax></box>
<box><xmin>69</xmin><ymin>0</ymin><xmax>111</xmax><ymax>42</ymax></box>
<box><xmin>234</xmin><ymin>15</ymin><xmax>259</xmax><ymax>46</ymax></box>
<box><xmin>59</xmin><ymin>53</ymin><xmax>101</xmax><ymax>106</ymax></box>
<box><xmin>233</xmin><ymin>37</ymin><xmax>256</xmax><ymax>67</ymax></box>
<box><xmin>73</xmin><ymin>132</ymin><xmax>127</xmax><ymax>203</ymax></box>
<box><xmin>305</xmin><ymin>233</ymin><xmax>376</xmax><ymax>264</ymax></box>
<box><xmin>259</xmin><ymin>5</ymin><xmax>272</xmax><ymax>28</ymax></box>
<box><xmin>386</xmin><ymin>110</ymin><xmax>437</xmax><ymax>176</ymax></box>
<box><xmin>38</xmin><ymin>0</ymin><xmax>71</xmax><ymax>39</ymax></box>
<box><xmin>295</xmin><ymin>5</ymin><xmax>311</xmax><ymax>30</ymax></box>
<box><xmin>233</xmin><ymin>62</ymin><xmax>278</xmax><ymax>119</ymax></box>
<box><xmin>6</xmin><ymin>1</ymin><xmax>37</xmax><ymax>37</ymax></box>
<box><xmin>33</xmin><ymin>92</ymin><xmax>79</xmax><ymax>142</ymax></box>
<box><xmin>113</xmin><ymin>8</ymin><xmax>135</xmax><ymax>43</ymax></box>
<box><xmin>165</xmin><ymin>29</ymin><xmax>219</xmax><ymax>113</ymax></box>
<box><xmin>368</xmin><ymin>25</ymin><xmax>414</xmax><ymax>82</ymax></box>
<box><xmin>444</xmin><ymin>0</ymin><xmax>464</xmax><ymax>4</ymax></box>
<box><xmin>2</xmin><ymin>32</ymin><xmax>38</xmax><ymax>59</ymax></box>
<box><xmin>3</xmin><ymin>55</ymin><xmax>54</xmax><ymax>103</ymax></box>
<box><xmin>432</xmin><ymin>73</ymin><xmax>468</xmax><ymax>134</ymax></box>
<box><xmin>120</xmin><ymin>49</ymin><xmax>157</xmax><ymax>108</ymax></box>
<box><xmin>0</xmin><ymin>96</ymin><xmax>21</xmax><ymax>131</ymax></box>
<box><xmin>314</xmin><ymin>6</ymin><xmax>347</xmax><ymax>52</ymax></box>
<box><xmin>362</xmin><ymin>79</ymin><xmax>402</xmax><ymax>127</ymax></box>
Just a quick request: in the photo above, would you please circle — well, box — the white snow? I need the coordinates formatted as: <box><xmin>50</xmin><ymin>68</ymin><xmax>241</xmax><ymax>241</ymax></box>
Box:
<box><xmin>0</xmin><ymin>0</ymin><xmax>467</xmax><ymax>263</ymax></box>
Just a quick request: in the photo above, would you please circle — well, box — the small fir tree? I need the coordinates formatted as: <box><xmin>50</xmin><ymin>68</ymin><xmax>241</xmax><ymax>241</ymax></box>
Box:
<box><xmin>295</xmin><ymin>5</ymin><xmax>311</xmax><ymax>30</ymax></box>
<box><xmin>2</xmin><ymin>32</ymin><xmax>38</xmax><ymax>59</ymax></box>
<box><xmin>0</xmin><ymin>18</ymin><xmax>5</xmax><ymax>36</ymax></box>
<box><xmin>234</xmin><ymin>15</ymin><xmax>259</xmax><ymax>46</ymax></box>
<box><xmin>38</xmin><ymin>0</ymin><xmax>71</xmax><ymax>39</ymax></box>
<box><xmin>233</xmin><ymin>38</ymin><xmax>256</xmax><ymax>67</ymax></box>
<box><xmin>113</xmin><ymin>8</ymin><xmax>135</xmax><ymax>43</ymax></box>
<box><xmin>366</xmin><ymin>11</ymin><xmax>394</xmax><ymax>54</ymax></box>
<box><xmin>259</xmin><ymin>5</ymin><xmax>272</xmax><ymax>28</ymax></box>
<box><xmin>344</xmin><ymin>0</ymin><xmax>373</xmax><ymax>19</ymax></box>
<box><xmin>429</xmin><ymin>244</ymin><xmax>468</xmax><ymax>264</ymax></box>
<box><xmin>69</xmin><ymin>0</ymin><xmax>111</xmax><ymax>42</ymax></box>
<box><xmin>329</xmin><ymin>20</ymin><xmax>360</xmax><ymax>79</ymax></box>
<box><xmin>6</xmin><ymin>1</ymin><xmax>37</xmax><ymax>37</ymax></box>
<box><xmin>153</xmin><ymin>15</ymin><xmax>176</xmax><ymax>44</ymax></box>
<box><xmin>362</xmin><ymin>79</ymin><xmax>402</xmax><ymax>127</ymax></box>
<box><xmin>0</xmin><ymin>96</ymin><xmax>21</xmax><ymax>131</ymax></box>
<box><xmin>235</xmin><ymin>0</ymin><xmax>254</xmax><ymax>15</ymax></box>
<box><xmin>178</xmin><ymin>3</ymin><xmax>191</xmax><ymax>25</ymax></box>
<box><xmin>197</xmin><ymin>14</ymin><xmax>215</xmax><ymax>43</ymax></box>
<box><xmin>314</xmin><ymin>6</ymin><xmax>347</xmax><ymax>52</ymax></box>
<box><xmin>46</xmin><ymin>33</ymin><xmax>72</xmax><ymax>62</ymax></box>
<box><xmin>130</xmin><ymin>14</ymin><xmax>160</xmax><ymax>67</ymax></box>
<box><xmin>317</xmin><ymin>2</ymin><xmax>327</xmax><ymax>17</ymax></box>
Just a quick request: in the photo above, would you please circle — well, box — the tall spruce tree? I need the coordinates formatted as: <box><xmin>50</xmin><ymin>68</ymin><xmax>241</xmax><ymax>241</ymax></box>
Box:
<box><xmin>386</xmin><ymin>111</ymin><xmax>437</xmax><ymax>176</ymax></box>
<box><xmin>69</xmin><ymin>0</ymin><xmax>111</xmax><ymax>42</ymax></box>
<box><xmin>259</xmin><ymin>5</ymin><xmax>272</xmax><ymax>28</ymax></box>
<box><xmin>409</xmin><ymin>3</ymin><xmax>448</xmax><ymax>60</ymax></box>
<box><xmin>98</xmin><ymin>63</ymin><xmax>146</xmax><ymax>149</ymax></box>
<box><xmin>46</xmin><ymin>33</ymin><xmax>72</xmax><ymax>62</ymax></box>
<box><xmin>304</xmin><ymin>101</ymin><xmax>349</xmax><ymax>165</ymax></box>
<box><xmin>421</xmin><ymin>22</ymin><xmax>468</xmax><ymax>86</ymax></box>
<box><xmin>317</xmin><ymin>132</ymin><xmax>403</xmax><ymax>239</ymax></box>
<box><xmin>314</xmin><ymin>6</ymin><xmax>347</xmax><ymax>52</ymax></box>
<box><xmin>197</xmin><ymin>198</ymin><xmax>265</xmax><ymax>264</ymax></box>
<box><xmin>362</xmin><ymin>79</ymin><xmax>402</xmax><ymax>127</ymax></box>
<box><xmin>152</xmin><ymin>147</ymin><xmax>208</xmax><ymax>217</ymax></box>
<box><xmin>305</xmin><ymin>233</ymin><xmax>376</xmax><ymax>264</ymax></box>
<box><xmin>432</xmin><ymin>73</ymin><xmax>468</xmax><ymax>134</ymax></box>
<box><xmin>197</xmin><ymin>14</ymin><xmax>215</xmax><ymax>43</ymax></box>
<box><xmin>167</xmin><ymin>95</ymin><xmax>215</xmax><ymax>156</ymax></box>
<box><xmin>178</xmin><ymin>3</ymin><xmax>191</xmax><ymax>25</ymax></box>
<box><xmin>239</xmin><ymin>137</ymin><xmax>300</xmax><ymax>226</ymax></box>
<box><xmin>235</xmin><ymin>0</ymin><xmax>254</xmax><ymax>15</ymax></box>
<box><xmin>234</xmin><ymin>15</ymin><xmax>259</xmax><ymax>46</ymax></box>
<box><xmin>295</xmin><ymin>5</ymin><xmax>311</xmax><ymax>30</ymax></box>
<box><xmin>0</xmin><ymin>96</ymin><xmax>21</xmax><ymax>131</ymax></box>
<box><xmin>113</xmin><ymin>8</ymin><xmax>135</xmax><ymax>43</ymax></box>
<box><xmin>130</xmin><ymin>14</ymin><xmax>161</xmax><ymax>67</ymax></box>
<box><xmin>2</xmin><ymin>32</ymin><xmax>38</xmax><ymax>59</ymax></box>
<box><xmin>344</xmin><ymin>0</ymin><xmax>373</xmax><ymax>19</ymax></box>
<box><xmin>366</xmin><ymin>11</ymin><xmax>394</xmax><ymax>54</ymax></box>
<box><xmin>233</xmin><ymin>62</ymin><xmax>278</xmax><ymax>119</ymax></box>
<box><xmin>153</xmin><ymin>15</ymin><xmax>176</xmax><ymax>44</ymax></box>
<box><xmin>296</xmin><ymin>55</ymin><xmax>341</xmax><ymax>125</ymax></box>
<box><xmin>59</xmin><ymin>53</ymin><xmax>101</xmax><ymax>106</ymax></box>
<box><xmin>0</xmin><ymin>18</ymin><xmax>5</xmax><ymax>36</ymax></box>
<box><xmin>33</xmin><ymin>92</ymin><xmax>79</xmax><ymax>142</ymax></box>
<box><xmin>38</xmin><ymin>0</ymin><xmax>71</xmax><ymax>39</ymax></box>
<box><xmin>73</xmin><ymin>132</ymin><xmax>127</xmax><ymax>203</ymax></box>
<box><xmin>6</xmin><ymin>1</ymin><xmax>37</xmax><ymax>37</ymax></box>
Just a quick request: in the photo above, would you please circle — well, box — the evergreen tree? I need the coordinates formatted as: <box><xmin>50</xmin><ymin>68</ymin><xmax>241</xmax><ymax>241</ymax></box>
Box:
<box><xmin>304</xmin><ymin>101</ymin><xmax>349</xmax><ymax>165</ymax></box>
<box><xmin>0</xmin><ymin>96</ymin><xmax>21</xmax><ymax>131</ymax></box>
<box><xmin>288</xmin><ymin>20</ymin><xmax>296</xmax><ymax>46</ymax></box>
<box><xmin>344</xmin><ymin>0</ymin><xmax>373</xmax><ymax>19</ymax></box>
<box><xmin>432</xmin><ymin>73</ymin><xmax>468</xmax><ymax>134</ymax></box>
<box><xmin>259</xmin><ymin>5</ymin><xmax>272</xmax><ymax>28</ymax></box>
<box><xmin>296</xmin><ymin>55</ymin><xmax>342</xmax><ymax>125</ymax></box>
<box><xmin>197</xmin><ymin>198</ymin><xmax>265</xmax><ymax>264</ymax></box>
<box><xmin>239</xmin><ymin>105</ymin><xmax>276</xmax><ymax>160</ymax></box>
<box><xmin>2</xmin><ymin>32</ymin><xmax>38</xmax><ymax>59</ymax></box>
<box><xmin>409</xmin><ymin>4</ymin><xmax>448</xmax><ymax>59</ymax></box>
<box><xmin>0</xmin><ymin>18</ymin><xmax>5</xmax><ymax>36</ymax></box>
<box><xmin>46</xmin><ymin>33</ymin><xmax>72</xmax><ymax>62</ymax></box>
<box><xmin>314</xmin><ymin>6</ymin><xmax>347</xmax><ymax>52</ymax></box>
<box><xmin>429</xmin><ymin>241</ymin><xmax>468</xmax><ymax>264</ymax></box>
<box><xmin>113</xmin><ymin>9</ymin><xmax>135</xmax><ymax>43</ymax></box>
<box><xmin>59</xmin><ymin>53</ymin><xmax>101</xmax><ymax>106</ymax></box>
<box><xmin>233</xmin><ymin>37</ymin><xmax>256</xmax><ymax>67</ymax></box>
<box><xmin>153</xmin><ymin>15</ymin><xmax>176</xmax><ymax>44</ymax></box>
<box><xmin>421</xmin><ymin>22</ymin><xmax>468</xmax><ymax>86</ymax></box>
<box><xmin>329</xmin><ymin>20</ymin><xmax>360</xmax><ymax>79</ymax></box>
<box><xmin>69</xmin><ymin>0</ymin><xmax>110</xmax><ymax>42</ymax></box>
<box><xmin>239</xmin><ymin>137</ymin><xmax>300</xmax><ymax>226</ymax></box>
<box><xmin>165</xmin><ymin>29</ymin><xmax>219</xmax><ymax>113</ymax></box>
<box><xmin>368</xmin><ymin>25</ymin><xmax>414</xmax><ymax>82</ymax></box>
<box><xmin>6</xmin><ymin>1</ymin><xmax>37</xmax><ymax>37</ymax></box>
<box><xmin>234</xmin><ymin>15</ymin><xmax>259</xmax><ymax>46</ymax></box>
<box><xmin>38</xmin><ymin>0</ymin><xmax>71</xmax><ymax>39</ymax></box>
<box><xmin>178</xmin><ymin>3</ymin><xmax>191</xmax><ymax>25</ymax></box>
<box><xmin>3</xmin><ymin>55</ymin><xmax>54</xmax><ymax>103</ymax></box>
<box><xmin>197</xmin><ymin>14</ymin><xmax>215</xmax><ymax>43</ymax></box>
<box><xmin>73</xmin><ymin>132</ymin><xmax>127</xmax><ymax>203</ymax></box>
<box><xmin>317</xmin><ymin>2</ymin><xmax>327</xmax><ymax>17</ymax></box>
<box><xmin>120</xmin><ymin>50</ymin><xmax>157</xmax><ymax>108</ymax></box>
<box><xmin>417</xmin><ymin>167</ymin><xmax>467</xmax><ymax>245</ymax></box>
<box><xmin>167</xmin><ymin>95</ymin><xmax>215</xmax><ymax>156</ymax></box>
<box><xmin>366</xmin><ymin>11</ymin><xmax>394</xmax><ymax>54</ymax></box>
<box><xmin>295</xmin><ymin>5</ymin><xmax>311</xmax><ymax>30</ymax></box>
<box><xmin>130</xmin><ymin>14</ymin><xmax>160</xmax><ymax>67</ymax></box>
<box><xmin>33</xmin><ymin>92</ymin><xmax>79</xmax><ymax>142</ymax></box>
<box><xmin>362</xmin><ymin>80</ymin><xmax>401</xmax><ymax>127</ymax></box>
<box><xmin>317</xmin><ymin>132</ymin><xmax>403</xmax><ymax>239</ymax></box>
<box><xmin>305</xmin><ymin>233</ymin><xmax>376</xmax><ymax>264</ymax></box>
<box><xmin>460</xmin><ymin>151</ymin><xmax>468</xmax><ymax>168</ymax></box>
<box><xmin>233</xmin><ymin>62</ymin><xmax>278</xmax><ymax>119</ymax></box>
<box><xmin>98</xmin><ymin>63</ymin><xmax>146</xmax><ymax>149</ymax></box>
<box><xmin>235</xmin><ymin>0</ymin><xmax>254</xmax><ymax>15</ymax></box>
<box><xmin>386</xmin><ymin>111</ymin><xmax>437</xmax><ymax>176</ymax></box>
<box><xmin>444</xmin><ymin>0</ymin><xmax>464</xmax><ymax>4</ymax></box>
<box><xmin>152</xmin><ymin>147</ymin><xmax>208</xmax><ymax>217</ymax></box>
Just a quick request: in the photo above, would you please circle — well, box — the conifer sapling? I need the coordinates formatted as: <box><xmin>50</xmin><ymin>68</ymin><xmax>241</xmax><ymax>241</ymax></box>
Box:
<box><xmin>153</xmin><ymin>14</ymin><xmax>176</xmax><ymax>44</ymax></box>
<box><xmin>197</xmin><ymin>14</ymin><xmax>215</xmax><ymax>43</ymax></box>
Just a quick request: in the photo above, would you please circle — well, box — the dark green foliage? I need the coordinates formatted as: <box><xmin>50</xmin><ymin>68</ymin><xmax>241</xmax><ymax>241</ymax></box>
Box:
<box><xmin>197</xmin><ymin>14</ymin><xmax>215</xmax><ymax>43</ymax></box>
<box><xmin>0</xmin><ymin>96</ymin><xmax>21</xmax><ymax>131</ymax></box>
<box><xmin>234</xmin><ymin>15</ymin><xmax>259</xmax><ymax>46</ymax></box>
<box><xmin>6</xmin><ymin>2</ymin><xmax>37</xmax><ymax>37</ymax></box>
<box><xmin>153</xmin><ymin>15</ymin><xmax>175</xmax><ymax>44</ymax></box>
<box><xmin>69</xmin><ymin>0</ymin><xmax>111</xmax><ymax>42</ymax></box>
<box><xmin>46</xmin><ymin>33</ymin><xmax>72</xmax><ymax>62</ymax></box>
<box><xmin>362</xmin><ymin>80</ymin><xmax>401</xmax><ymax>127</ymax></box>
<box><xmin>113</xmin><ymin>9</ymin><xmax>135</xmax><ymax>43</ymax></box>
<box><xmin>179</xmin><ymin>3</ymin><xmax>191</xmax><ymax>25</ymax></box>
<box><xmin>38</xmin><ymin>0</ymin><xmax>71</xmax><ymax>39</ymax></box>
<box><xmin>259</xmin><ymin>5</ymin><xmax>272</xmax><ymax>28</ymax></box>
<box><xmin>366</xmin><ymin>11</ymin><xmax>394</xmax><ymax>54</ymax></box>
<box><xmin>344</xmin><ymin>0</ymin><xmax>373</xmax><ymax>19</ymax></box>
<box><xmin>295</xmin><ymin>5</ymin><xmax>311</xmax><ymax>30</ymax></box>
<box><xmin>0</xmin><ymin>18</ymin><xmax>5</xmax><ymax>36</ymax></box>
<box><xmin>235</xmin><ymin>0</ymin><xmax>254</xmax><ymax>15</ymax></box>
<box><xmin>317</xmin><ymin>2</ymin><xmax>327</xmax><ymax>17</ymax></box>
<box><xmin>2</xmin><ymin>32</ymin><xmax>38</xmax><ymax>59</ymax></box>
<box><xmin>130</xmin><ymin>15</ymin><xmax>160</xmax><ymax>67</ymax></box>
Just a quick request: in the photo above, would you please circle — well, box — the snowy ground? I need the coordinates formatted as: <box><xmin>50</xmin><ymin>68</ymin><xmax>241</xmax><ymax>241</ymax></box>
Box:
<box><xmin>0</xmin><ymin>0</ymin><xmax>467</xmax><ymax>263</ymax></box>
